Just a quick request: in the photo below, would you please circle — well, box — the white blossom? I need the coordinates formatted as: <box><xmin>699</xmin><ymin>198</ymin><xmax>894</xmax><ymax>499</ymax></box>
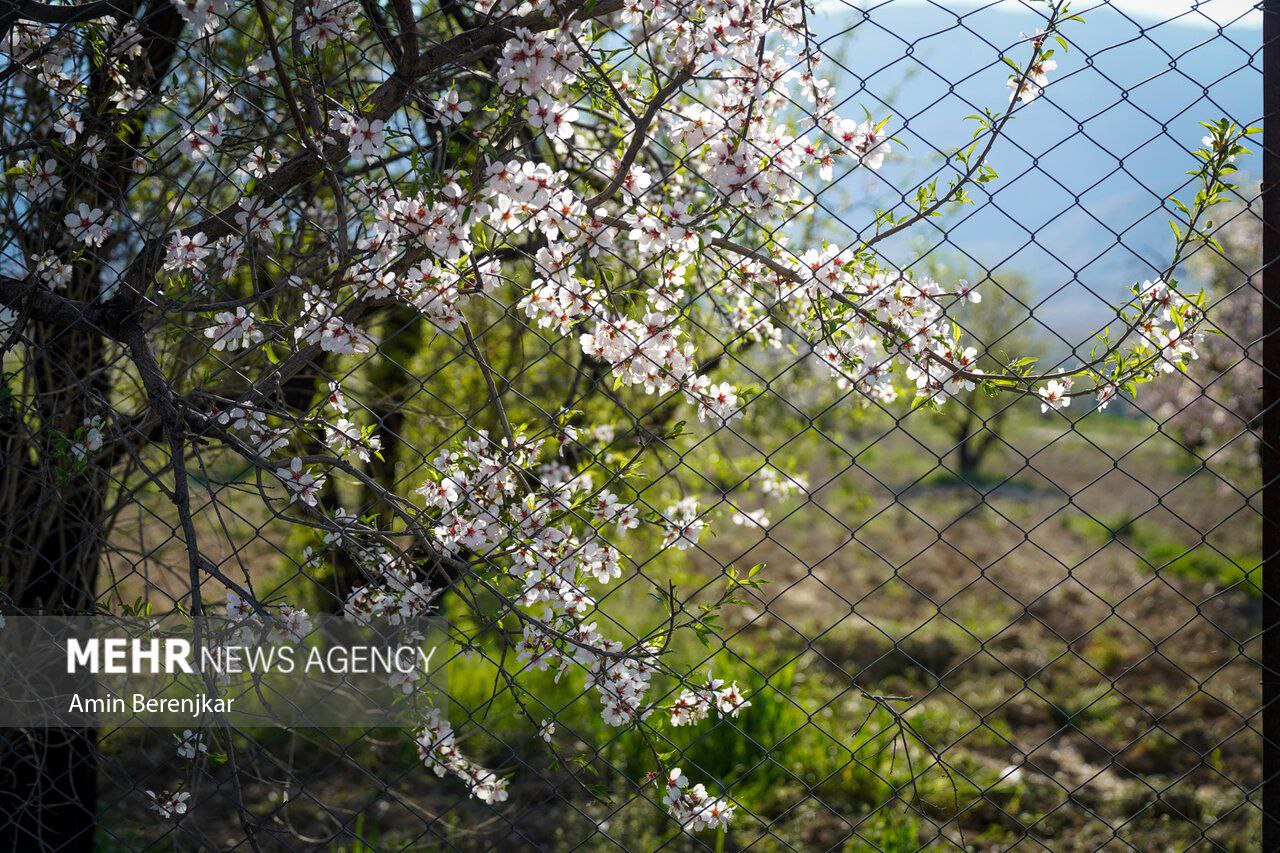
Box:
<box><xmin>205</xmin><ymin>307</ymin><xmax>264</xmax><ymax>351</ymax></box>
<box><xmin>145</xmin><ymin>789</ymin><xmax>190</xmax><ymax>819</ymax></box>
<box><xmin>1038</xmin><ymin>379</ymin><xmax>1071</xmax><ymax>413</ymax></box>
<box><xmin>63</xmin><ymin>203</ymin><xmax>109</xmax><ymax>246</ymax></box>
<box><xmin>175</xmin><ymin>730</ymin><xmax>207</xmax><ymax>760</ymax></box>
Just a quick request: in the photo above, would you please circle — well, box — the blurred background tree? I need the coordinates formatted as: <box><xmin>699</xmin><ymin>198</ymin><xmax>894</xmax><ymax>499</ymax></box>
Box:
<box><xmin>922</xmin><ymin>258</ymin><xmax>1044</xmax><ymax>481</ymax></box>
<box><xmin>1144</xmin><ymin>193</ymin><xmax>1261</xmax><ymax>457</ymax></box>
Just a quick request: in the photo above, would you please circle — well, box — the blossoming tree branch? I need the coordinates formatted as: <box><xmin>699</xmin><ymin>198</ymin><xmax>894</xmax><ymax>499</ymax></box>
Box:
<box><xmin>0</xmin><ymin>0</ymin><xmax>1253</xmax><ymax>837</ymax></box>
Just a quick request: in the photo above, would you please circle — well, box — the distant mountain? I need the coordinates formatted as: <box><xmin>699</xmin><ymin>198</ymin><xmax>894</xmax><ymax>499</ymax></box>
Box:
<box><xmin>807</xmin><ymin>0</ymin><xmax>1261</xmax><ymax>349</ymax></box>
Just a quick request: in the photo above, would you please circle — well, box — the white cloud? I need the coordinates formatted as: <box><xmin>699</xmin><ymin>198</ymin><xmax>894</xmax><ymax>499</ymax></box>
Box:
<box><xmin>815</xmin><ymin>0</ymin><xmax>1261</xmax><ymax>29</ymax></box>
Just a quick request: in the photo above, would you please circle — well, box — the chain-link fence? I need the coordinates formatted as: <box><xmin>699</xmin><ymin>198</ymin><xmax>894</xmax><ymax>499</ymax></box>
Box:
<box><xmin>0</xmin><ymin>0</ymin><xmax>1269</xmax><ymax>849</ymax></box>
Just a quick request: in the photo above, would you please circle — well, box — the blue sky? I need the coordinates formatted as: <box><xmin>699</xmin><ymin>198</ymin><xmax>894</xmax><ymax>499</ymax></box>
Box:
<box><xmin>806</xmin><ymin>0</ymin><xmax>1262</xmax><ymax>344</ymax></box>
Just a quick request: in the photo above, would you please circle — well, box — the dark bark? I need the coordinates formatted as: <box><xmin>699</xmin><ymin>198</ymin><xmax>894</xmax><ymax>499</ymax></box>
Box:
<box><xmin>0</xmin><ymin>293</ymin><xmax>108</xmax><ymax>853</ymax></box>
<box><xmin>0</xmin><ymin>729</ymin><xmax>98</xmax><ymax>852</ymax></box>
<box><xmin>0</xmin><ymin>3</ymin><xmax>184</xmax><ymax>847</ymax></box>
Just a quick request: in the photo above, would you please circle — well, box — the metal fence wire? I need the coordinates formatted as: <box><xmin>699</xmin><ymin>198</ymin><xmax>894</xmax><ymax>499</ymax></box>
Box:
<box><xmin>0</xmin><ymin>0</ymin><xmax>1272</xmax><ymax>849</ymax></box>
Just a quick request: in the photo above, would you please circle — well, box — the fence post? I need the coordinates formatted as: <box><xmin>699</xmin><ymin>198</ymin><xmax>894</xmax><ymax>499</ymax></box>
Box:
<box><xmin>1265</xmin><ymin>0</ymin><xmax>1280</xmax><ymax>848</ymax></box>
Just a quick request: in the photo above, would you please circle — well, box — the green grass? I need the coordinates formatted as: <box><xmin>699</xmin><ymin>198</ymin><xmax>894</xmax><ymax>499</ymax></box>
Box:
<box><xmin>103</xmin><ymin>402</ymin><xmax>1259</xmax><ymax>849</ymax></box>
<box><xmin>1062</xmin><ymin>512</ymin><xmax>1262</xmax><ymax>596</ymax></box>
<box><xmin>434</xmin><ymin>618</ymin><xmax>1049</xmax><ymax>849</ymax></box>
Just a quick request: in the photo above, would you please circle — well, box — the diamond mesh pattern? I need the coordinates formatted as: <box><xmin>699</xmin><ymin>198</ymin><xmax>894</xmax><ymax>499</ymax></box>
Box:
<box><xmin>0</xmin><ymin>0</ymin><xmax>1267</xmax><ymax>849</ymax></box>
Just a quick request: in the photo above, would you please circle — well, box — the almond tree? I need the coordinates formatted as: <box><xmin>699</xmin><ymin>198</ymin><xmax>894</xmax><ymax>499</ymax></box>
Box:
<box><xmin>1143</xmin><ymin>194</ymin><xmax>1261</xmax><ymax>455</ymax></box>
<box><xmin>0</xmin><ymin>0</ymin><xmax>1249</xmax><ymax>846</ymax></box>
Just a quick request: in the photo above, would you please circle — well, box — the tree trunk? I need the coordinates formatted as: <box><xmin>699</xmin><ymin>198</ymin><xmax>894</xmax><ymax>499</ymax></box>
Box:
<box><xmin>0</xmin><ymin>518</ymin><xmax>100</xmax><ymax>849</ymax></box>
<box><xmin>0</xmin><ymin>316</ymin><xmax>108</xmax><ymax>851</ymax></box>
<box><xmin>0</xmin><ymin>2</ymin><xmax>185</xmax><ymax>845</ymax></box>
